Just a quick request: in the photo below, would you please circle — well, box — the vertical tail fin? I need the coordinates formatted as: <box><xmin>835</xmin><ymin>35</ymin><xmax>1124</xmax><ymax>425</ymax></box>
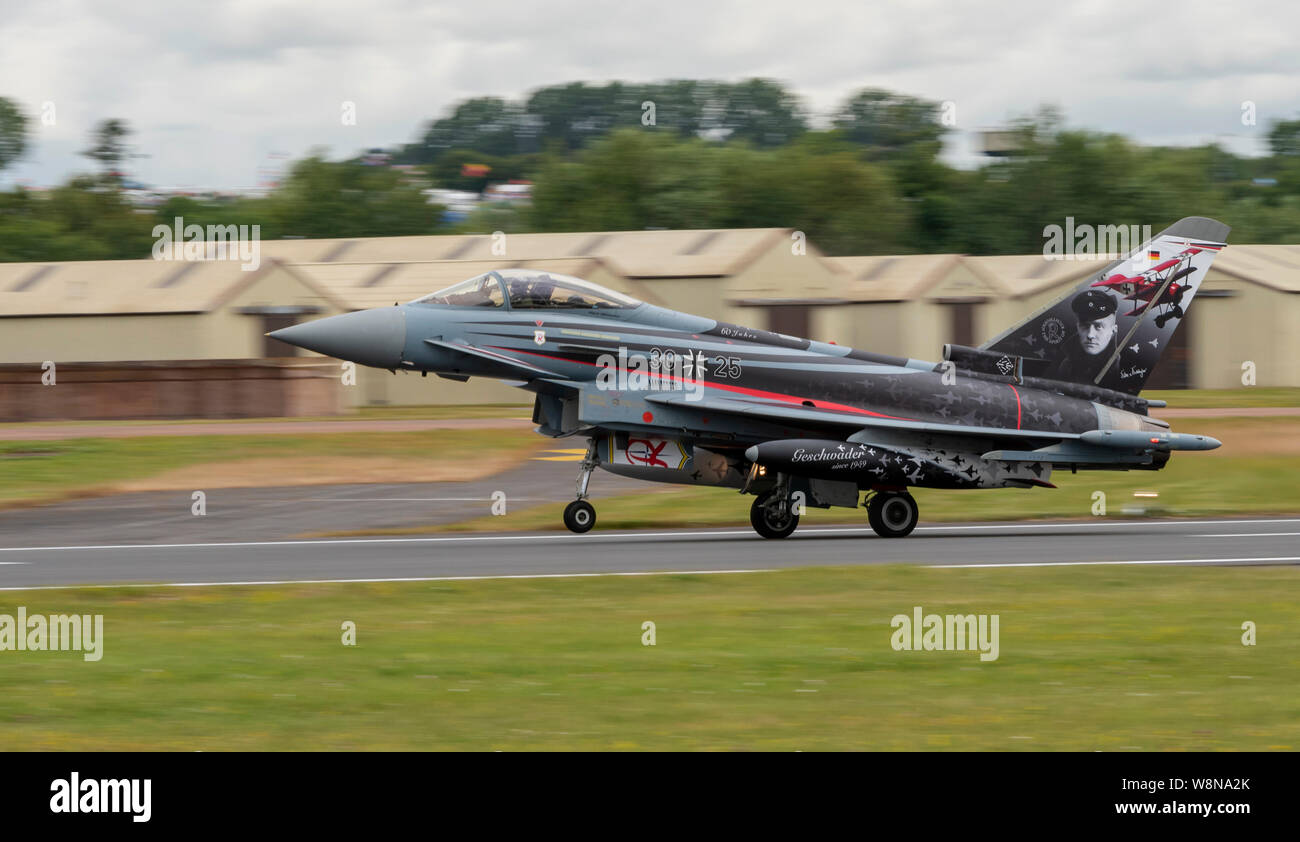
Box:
<box><xmin>981</xmin><ymin>216</ymin><xmax>1230</xmax><ymax>395</ymax></box>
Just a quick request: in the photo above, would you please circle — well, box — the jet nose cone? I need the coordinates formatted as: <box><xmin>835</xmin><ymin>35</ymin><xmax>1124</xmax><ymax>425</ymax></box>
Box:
<box><xmin>269</xmin><ymin>307</ymin><xmax>406</xmax><ymax>368</ymax></box>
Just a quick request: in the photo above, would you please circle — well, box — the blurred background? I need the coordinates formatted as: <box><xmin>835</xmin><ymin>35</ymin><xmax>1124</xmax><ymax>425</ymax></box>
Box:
<box><xmin>2</xmin><ymin>77</ymin><xmax>1300</xmax><ymax>418</ymax></box>
<box><xmin>2</xmin><ymin>0</ymin><xmax>1299</xmax><ymax>420</ymax></box>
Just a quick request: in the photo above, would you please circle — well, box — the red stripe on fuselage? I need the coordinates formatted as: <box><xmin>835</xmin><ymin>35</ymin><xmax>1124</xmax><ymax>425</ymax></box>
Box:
<box><xmin>1008</xmin><ymin>383</ymin><xmax>1022</xmax><ymax>429</ymax></box>
<box><xmin>490</xmin><ymin>345</ymin><xmax>917</xmax><ymax>421</ymax></box>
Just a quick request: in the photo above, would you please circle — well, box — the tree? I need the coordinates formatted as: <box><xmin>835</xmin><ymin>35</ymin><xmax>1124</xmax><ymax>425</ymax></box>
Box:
<box><xmin>406</xmin><ymin>98</ymin><xmax>523</xmax><ymax>163</ymax></box>
<box><xmin>831</xmin><ymin>88</ymin><xmax>947</xmax><ymax>157</ymax></box>
<box><xmin>1267</xmin><ymin>118</ymin><xmax>1300</xmax><ymax>158</ymax></box>
<box><xmin>524</xmin><ymin>82</ymin><xmax>641</xmax><ymax>151</ymax></box>
<box><xmin>0</xmin><ymin>97</ymin><xmax>28</xmax><ymax>173</ymax></box>
<box><xmin>708</xmin><ymin>79</ymin><xmax>808</xmax><ymax>147</ymax></box>
<box><xmin>81</xmin><ymin>118</ymin><xmax>133</xmax><ymax>183</ymax></box>
<box><xmin>264</xmin><ymin>155</ymin><xmax>441</xmax><ymax>239</ymax></box>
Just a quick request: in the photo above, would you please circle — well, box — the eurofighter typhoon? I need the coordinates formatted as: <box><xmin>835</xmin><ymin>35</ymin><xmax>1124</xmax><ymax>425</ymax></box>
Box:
<box><xmin>269</xmin><ymin>217</ymin><xmax>1227</xmax><ymax>538</ymax></box>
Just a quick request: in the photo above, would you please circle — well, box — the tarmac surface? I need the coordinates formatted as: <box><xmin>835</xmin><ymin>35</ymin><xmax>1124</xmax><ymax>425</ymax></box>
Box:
<box><xmin>0</xmin><ymin>461</ymin><xmax>1295</xmax><ymax>589</ymax></box>
<box><xmin>0</xmin><ymin>411</ymin><xmax>1296</xmax><ymax>589</ymax></box>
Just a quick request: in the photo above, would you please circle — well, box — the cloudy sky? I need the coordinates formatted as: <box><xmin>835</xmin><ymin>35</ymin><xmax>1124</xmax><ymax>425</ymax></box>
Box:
<box><xmin>2</xmin><ymin>0</ymin><xmax>1296</xmax><ymax>189</ymax></box>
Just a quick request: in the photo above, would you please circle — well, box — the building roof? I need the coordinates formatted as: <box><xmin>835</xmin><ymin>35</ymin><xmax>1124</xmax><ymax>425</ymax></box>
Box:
<box><xmin>1</xmin><ymin>236</ymin><xmax>1297</xmax><ymax>318</ymax></box>
<box><xmin>1209</xmin><ymin>244</ymin><xmax>1300</xmax><ymax>292</ymax></box>
<box><xmin>963</xmin><ymin>254</ymin><xmax>1110</xmax><ymax>298</ymax></box>
<box><xmin>825</xmin><ymin>254</ymin><xmax>963</xmax><ymax>301</ymax></box>
<box><xmin>0</xmin><ymin>228</ymin><xmax>794</xmax><ymax>317</ymax></box>
<box><xmin>0</xmin><ymin>258</ymin><xmax>304</xmax><ymax>317</ymax></box>
<box><xmin>261</xmin><ymin>227</ymin><xmax>791</xmax><ymax>279</ymax></box>
<box><xmin>967</xmin><ymin>246</ymin><xmax>1300</xmax><ymax>297</ymax></box>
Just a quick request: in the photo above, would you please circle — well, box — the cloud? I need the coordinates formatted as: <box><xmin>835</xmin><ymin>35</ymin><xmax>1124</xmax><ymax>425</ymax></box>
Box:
<box><xmin>1</xmin><ymin>0</ymin><xmax>1296</xmax><ymax>188</ymax></box>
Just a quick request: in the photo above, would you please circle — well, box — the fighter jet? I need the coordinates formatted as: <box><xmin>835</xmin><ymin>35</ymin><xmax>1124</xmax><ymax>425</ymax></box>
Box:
<box><xmin>269</xmin><ymin>217</ymin><xmax>1228</xmax><ymax>539</ymax></box>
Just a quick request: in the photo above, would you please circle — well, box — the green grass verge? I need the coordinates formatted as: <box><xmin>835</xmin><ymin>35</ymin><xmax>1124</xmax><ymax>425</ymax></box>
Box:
<box><xmin>0</xmin><ymin>429</ymin><xmax>541</xmax><ymax>508</ymax></box>
<box><xmin>1143</xmin><ymin>387</ymin><xmax>1300</xmax><ymax>408</ymax></box>
<box><xmin>0</xmin><ymin>403</ymin><xmax>534</xmax><ymax>430</ymax></box>
<box><xmin>1</xmin><ymin>565</ymin><xmax>1295</xmax><ymax>750</ymax></box>
<box><xmin>350</xmin><ymin>403</ymin><xmax>532</xmax><ymax>420</ymax></box>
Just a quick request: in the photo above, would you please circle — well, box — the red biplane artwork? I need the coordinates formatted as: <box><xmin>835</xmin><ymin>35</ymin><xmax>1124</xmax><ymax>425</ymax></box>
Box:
<box><xmin>1089</xmin><ymin>246</ymin><xmax>1212</xmax><ymax>328</ymax></box>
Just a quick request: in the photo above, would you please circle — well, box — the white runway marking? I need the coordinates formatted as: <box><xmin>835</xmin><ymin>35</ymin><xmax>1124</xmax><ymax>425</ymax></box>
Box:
<box><xmin>1193</xmin><ymin>532</ymin><xmax>1300</xmax><ymax>538</ymax></box>
<box><xmin>912</xmin><ymin>518</ymin><xmax>1300</xmax><ymax>531</ymax></box>
<box><xmin>0</xmin><ymin>568</ymin><xmax>772</xmax><ymax>592</ymax></box>
<box><xmin>293</xmin><ymin>497</ymin><xmax>546</xmax><ymax>502</ymax></box>
<box><xmin>0</xmin><ymin>517</ymin><xmax>1296</xmax><ymax>554</ymax></box>
<box><xmin>934</xmin><ymin>557</ymin><xmax>1300</xmax><ymax>569</ymax></box>
<box><xmin>2</xmin><ymin>552</ymin><xmax>1293</xmax><ymax>591</ymax></box>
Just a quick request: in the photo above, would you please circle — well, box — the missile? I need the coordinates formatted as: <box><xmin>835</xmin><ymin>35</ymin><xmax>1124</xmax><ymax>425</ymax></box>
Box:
<box><xmin>1079</xmin><ymin>429</ymin><xmax>1221</xmax><ymax>451</ymax></box>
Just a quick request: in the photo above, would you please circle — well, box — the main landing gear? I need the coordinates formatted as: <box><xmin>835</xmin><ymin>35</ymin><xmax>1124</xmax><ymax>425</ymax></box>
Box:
<box><xmin>749</xmin><ymin>489</ymin><xmax>800</xmax><ymax>539</ymax></box>
<box><xmin>865</xmin><ymin>490</ymin><xmax>919</xmax><ymax>538</ymax></box>
<box><xmin>563</xmin><ymin>439</ymin><xmax>599</xmax><ymax>534</ymax></box>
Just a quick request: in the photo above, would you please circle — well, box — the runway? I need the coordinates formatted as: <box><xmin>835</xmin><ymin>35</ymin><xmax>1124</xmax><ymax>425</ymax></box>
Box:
<box><xmin>0</xmin><ymin>516</ymin><xmax>1297</xmax><ymax>590</ymax></box>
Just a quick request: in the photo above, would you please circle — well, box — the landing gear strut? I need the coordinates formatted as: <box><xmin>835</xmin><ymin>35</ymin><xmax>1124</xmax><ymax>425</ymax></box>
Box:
<box><xmin>749</xmin><ymin>488</ymin><xmax>800</xmax><ymax>539</ymax></box>
<box><xmin>563</xmin><ymin>439</ymin><xmax>599</xmax><ymax>534</ymax></box>
<box><xmin>866</xmin><ymin>491</ymin><xmax>919</xmax><ymax>538</ymax></box>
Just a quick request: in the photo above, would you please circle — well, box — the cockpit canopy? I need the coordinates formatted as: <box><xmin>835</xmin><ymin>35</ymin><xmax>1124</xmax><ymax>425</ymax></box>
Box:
<box><xmin>412</xmin><ymin>270</ymin><xmax>641</xmax><ymax>311</ymax></box>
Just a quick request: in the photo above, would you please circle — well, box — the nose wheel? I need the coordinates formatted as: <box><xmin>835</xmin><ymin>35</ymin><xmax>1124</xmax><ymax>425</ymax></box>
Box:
<box><xmin>563</xmin><ymin>499</ymin><xmax>596</xmax><ymax>533</ymax></box>
<box><xmin>866</xmin><ymin>491</ymin><xmax>918</xmax><ymax>538</ymax></box>
<box><xmin>563</xmin><ymin>438</ymin><xmax>599</xmax><ymax>534</ymax></box>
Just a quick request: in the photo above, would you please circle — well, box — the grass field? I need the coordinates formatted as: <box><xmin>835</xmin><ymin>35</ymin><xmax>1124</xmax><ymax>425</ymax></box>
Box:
<box><xmin>0</xmin><ymin>429</ymin><xmax>542</xmax><ymax>508</ymax></box>
<box><xmin>319</xmin><ymin>416</ymin><xmax>1300</xmax><ymax>535</ymax></box>
<box><xmin>1143</xmin><ymin>388</ymin><xmax>1300</xmax><ymax>408</ymax></box>
<box><xmin>1</xmin><ymin>564</ymin><xmax>1295</xmax><ymax>751</ymax></box>
<box><xmin>0</xmin><ymin>403</ymin><xmax>534</xmax><ymax>431</ymax></box>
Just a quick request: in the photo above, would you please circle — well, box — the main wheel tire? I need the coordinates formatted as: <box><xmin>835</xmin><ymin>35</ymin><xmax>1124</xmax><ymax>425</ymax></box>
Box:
<box><xmin>867</xmin><ymin>492</ymin><xmax>918</xmax><ymax>538</ymax></box>
<box><xmin>563</xmin><ymin>499</ymin><xmax>596</xmax><ymax>533</ymax></box>
<box><xmin>749</xmin><ymin>492</ymin><xmax>800</xmax><ymax>539</ymax></box>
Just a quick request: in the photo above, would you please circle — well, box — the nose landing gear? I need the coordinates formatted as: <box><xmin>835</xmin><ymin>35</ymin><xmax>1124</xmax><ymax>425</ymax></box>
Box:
<box><xmin>563</xmin><ymin>439</ymin><xmax>599</xmax><ymax>534</ymax></box>
<box><xmin>563</xmin><ymin>499</ymin><xmax>595</xmax><ymax>533</ymax></box>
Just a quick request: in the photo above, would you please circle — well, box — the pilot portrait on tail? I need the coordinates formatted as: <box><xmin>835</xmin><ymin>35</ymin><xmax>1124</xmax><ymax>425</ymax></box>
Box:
<box><xmin>1049</xmin><ymin>289</ymin><xmax>1120</xmax><ymax>387</ymax></box>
